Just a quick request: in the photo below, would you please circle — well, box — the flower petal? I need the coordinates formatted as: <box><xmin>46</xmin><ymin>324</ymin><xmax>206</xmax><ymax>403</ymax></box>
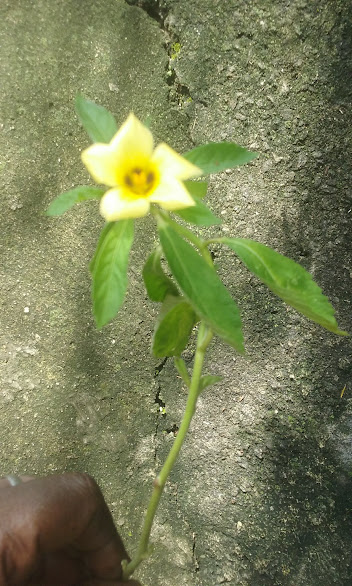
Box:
<box><xmin>110</xmin><ymin>113</ymin><xmax>154</xmax><ymax>162</ymax></box>
<box><xmin>150</xmin><ymin>177</ymin><xmax>196</xmax><ymax>210</ymax></box>
<box><xmin>100</xmin><ymin>189</ymin><xmax>150</xmax><ymax>221</ymax></box>
<box><xmin>152</xmin><ymin>143</ymin><xmax>202</xmax><ymax>181</ymax></box>
<box><xmin>81</xmin><ymin>143</ymin><xmax>119</xmax><ymax>186</ymax></box>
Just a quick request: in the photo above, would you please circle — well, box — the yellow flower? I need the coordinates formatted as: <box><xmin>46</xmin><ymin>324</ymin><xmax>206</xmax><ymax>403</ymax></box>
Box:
<box><xmin>81</xmin><ymin>113</ymin><xmax>202</xmax><ymax>221</ymax></box>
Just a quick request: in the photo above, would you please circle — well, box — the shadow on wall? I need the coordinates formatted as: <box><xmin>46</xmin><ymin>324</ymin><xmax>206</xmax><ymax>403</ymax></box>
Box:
<box><xmin>238</xmin><ymin>411</ymin><xmax>352</xmax><ymax>585</ymax></box>
<box><xmin>238</xmin><ymin>4</ymin><xmax>352</xmax><ymax>585</ymax></box>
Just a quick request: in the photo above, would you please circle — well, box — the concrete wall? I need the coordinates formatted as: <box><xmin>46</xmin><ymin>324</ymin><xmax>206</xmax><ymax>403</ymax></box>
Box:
<box><xmin>1</xmin><ymin>1</ymin><xmax>352</xmax><ymax>584</ymax></box>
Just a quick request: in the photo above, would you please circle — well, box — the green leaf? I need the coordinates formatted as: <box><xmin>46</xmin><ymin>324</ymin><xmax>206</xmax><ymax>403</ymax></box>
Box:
<box><xmin>152</xmin><ymin>296</ymin><xmax>196</xmax><ymax>357</ymax></box>
<box><xmin>90</xmin><ymin>220</ymin><xmax>134</xmax><ymax>328</ymax></box>
<box><xmin>198</xmin><ymin>374</ymin><xmax>223</xmax><ymax>393</ymax></box>
<box><xmin>174</xmin><ymin>196</ymin><xmax>222</xmax><ymax>226</ymax></box>
<box><xmin>142</xmin><ymin>248</ymin><xmax>179</xmax><ymax>302</ymax></box>
<box><xmin>222</xmin><ymin>238</ymin><xmax>347</xmax><ymax>336</ymax></box>
<box><xmin>174</xmin><ymin>357</ymin><xmax>191</xmax><ymax>387</ymax></box>
<box><xmin>158</xmin><ymin>221</ymin><xmax>244</xmax><ymax>353</ymax></box>
<box><xmin>183</xmin><ymin>180</ymin><xmax>208</xmax><ymax>199</ymax></box>
<box><xmin>46</xmin><ymin>186</ymin><xmax>105</xmax><ymax>216</ymax></box>
<box><xmin>90</xmin><ymin>222</ymin><xmax>113</xmax><ymax>275</ymax></box>
<box><xmin>75</xmin><ymin>95</ymin><xmax>118</xmax><ymax>143</ymax></box>
<box><xmin>183</xmin><ymin>142</ymin><xmax>258</xmax><ymax>175</ymax></box>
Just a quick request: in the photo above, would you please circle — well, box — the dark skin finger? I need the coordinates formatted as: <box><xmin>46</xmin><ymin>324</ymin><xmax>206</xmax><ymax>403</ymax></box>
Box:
<box><xmin>0</xmin><ymin>473</ymin><xmax>141</xmax><ymax>585</ymax></box>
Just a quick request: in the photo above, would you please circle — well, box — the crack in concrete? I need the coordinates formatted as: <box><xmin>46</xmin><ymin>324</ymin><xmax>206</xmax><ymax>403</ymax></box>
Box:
<box><xmin>165</xmin><ymin>422</ymin><xmax>179</xmax><ymax>435</ymax></box>
<box><xmin>124</xmin><ymin>0</ymin><xmax>198</xmax><ymax>109</ymax></box>
<box><xmin>153</xmin><ymin>357</ymin><xmax>167</xmax><ymax>461</ymax></box>
<box><xmin>154</xmin><ymin>357</ymin><xmax>168</xmax><ymax>377</ymax></box>
<box><xmin>154</xmin><ymin>385</ymin><xmax>166</xmax><ymax>416</ymax></box>
<box><xmin>192</xmin><ymin>530</ymin><xmax>200</xmax><ymax>573</ymax></box>
<box><xmin>181</xmin><ymin>516</ymin><xmax>200</xmax><ymax>574</ymax></box>
<box><xmin>125</xmin><ymin>0</ymin><xmax>167</xmax><ymax>27</ymax></box>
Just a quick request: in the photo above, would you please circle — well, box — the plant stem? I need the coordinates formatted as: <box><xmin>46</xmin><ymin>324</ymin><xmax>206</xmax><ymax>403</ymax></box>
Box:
<box><xmin>203</xmin><ymin>237</ymin><xmax>225</xmax><ymax>245</ymax></box>
<box><xmin>122</xmin><ymin>321</ymin><xmax>213</xmax><ymax>580</ymax></box>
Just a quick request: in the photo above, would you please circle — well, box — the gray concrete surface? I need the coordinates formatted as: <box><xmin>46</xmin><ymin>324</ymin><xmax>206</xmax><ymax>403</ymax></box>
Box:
<box><xmin>1</xmin><ymin>1</ymin><xmax>352</xmax><ymax>585</ymax></box>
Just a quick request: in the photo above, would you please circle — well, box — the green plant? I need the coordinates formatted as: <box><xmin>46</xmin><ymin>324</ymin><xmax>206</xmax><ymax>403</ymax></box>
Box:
<box><xmin>47</xmin><ymin>96</ymin><xmax>347</xmax><ymax>580</ymax></box>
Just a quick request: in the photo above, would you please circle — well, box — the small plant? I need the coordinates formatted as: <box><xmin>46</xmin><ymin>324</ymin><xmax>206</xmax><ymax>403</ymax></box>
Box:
<box><xmin>170</xmin><ymin>42</ymin><xmax>181</xmax><ymax>60</ymax></box>
<box><xmin>47</xmin><ymin>96</ymin><xmax>347</xmax><ymax>580</ymax></box>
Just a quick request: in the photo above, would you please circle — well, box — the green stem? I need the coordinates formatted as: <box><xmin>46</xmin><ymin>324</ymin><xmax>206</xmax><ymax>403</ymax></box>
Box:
<box><xmin>122</xmin><ymin>322</ymin><xmax>213</xmax><ymax>580</ymax></box>
<box><xmin>203</xmin><ymin>237</ymin><xmax>225</xmax><ymax>245</ymax></box>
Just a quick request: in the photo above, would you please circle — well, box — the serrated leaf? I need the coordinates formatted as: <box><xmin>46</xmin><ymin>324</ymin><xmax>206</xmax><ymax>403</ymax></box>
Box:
<box><xmin>198</xmin><ymin>374</ymin><xmax>223</xmax><ymax>393</ymax></box>
<box><xmin>222</xmin><ymin>238</ymin><xmax>347</xmax><ymax>336</ymax></box>
<box><xmin>183</xmin><ymin>142</ymin><xmax>258</xmax><ymax>175</ymax></box>
<box><xmin>142</xmin><ymin>248</ymin><xmax>179</xmax><ymax>302</ymax></box>
<box><xmin>158</xmin><ymin>222</ymin><xmax>244</xmax><ymax>353</ymax></box>
<box><xmin>90</xmin><ymin>220</ymin><xmax>134</xmax><ymax>328</ymax></box>
<box><xmin>183</xmin><ymin>180</ymin><xmax>208</xmax><ymax>199</ymax></box>
<box><xmin>46</xmin><ymin>186</ymin><xmax>105</xmax><ymax>216</ymax></box>
<box><xmin>174</xmin><ymin>195</ymin><xmax>221</xmax><ymax>226</ymax></box>
<box><xmin>152</xmin><ymin>296</ymin><xmax>196</xmax><ymax>357</ymax></box>
<box><xmin>75</xmin><ymin>95</ymin><xmax>118</xmax><ymax>143</ymax></box>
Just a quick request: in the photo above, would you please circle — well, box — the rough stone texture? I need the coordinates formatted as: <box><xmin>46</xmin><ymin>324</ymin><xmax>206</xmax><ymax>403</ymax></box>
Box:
<box><xmin>1</xmin><ymin>1</ymin><xmax>352</xmax><ymax>585</ymax></box>
<box><xmin>0</xmin><ymin>1</ymin><xmax>194</xmax><ymax>583</ymax></box>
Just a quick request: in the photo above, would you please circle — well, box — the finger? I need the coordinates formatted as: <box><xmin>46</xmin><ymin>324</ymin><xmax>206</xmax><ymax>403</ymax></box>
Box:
<box><xmin>0</xmin><ymin>475</ymin><xmax>33</xmax><ymax>489</ymax></box>
<box><xmin>27</xmin><ymin>550</ymin><xmax>85</xmax><ymax>585</ymax></box>
<box><xmin>80</xmin><ymin>580</ymin><xmax>142</xmax><ymax>586</ymax></box>
<box><xmin>0</xmin><ymin>473</ymin><xmax>129</xmax><ymax>582</ymax></box>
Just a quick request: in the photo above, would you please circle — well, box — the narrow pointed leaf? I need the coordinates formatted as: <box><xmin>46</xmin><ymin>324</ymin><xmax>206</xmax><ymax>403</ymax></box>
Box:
<box><xmin>46</xmin><ymin>186</ymin><xmax>105</xmax><ymax>216</ymax></box>
<box><xmin>183</xmin><ymin>142</ymin><xmax>258</xmax><ymax>175</ymax></box>
<box><xmin>152</xmin><ymin>295</ymin><xmax>196</xmax><ymax>357</ymax></box>
<box><xmin>174</xmin><ymin>357</ymin><xmax>191</xmax><ymax>387</ymax></box>
<box><xmin>75</xmin><ymin>95</ymin><xmax>118</xmax><ymax>143</ymax></box>
<box><xmin>222</xmin><ymin>238</ymin><xmax>347</xmax><ymax>336</ymax></box>
<box><xmin>174</xmin><ymin>195</ymin><xmax>221</xmax><ymax>226</ymax></box>
<box><xmin>198</xmin><ymin>374</ymin><xmax>223</xmax><ymax>393</ymax></box>
<box><xmin>90</xmin><ymin>220</ymin><xmax>134</xmax><ymax>328</ymax></box>
<box><xmin>183</xmin><ymin>180</ymin><xmax>208</xmax><ymax>199</ymax></box>
<box><xmin>158</xmin><ymin>222</ymin><xmax>244</xmax><ymax>353</ymax></box>
<box><xmin>143</xmin><ymin>248</ymin><xmax>179</xmax><ymax>302</ymax></box>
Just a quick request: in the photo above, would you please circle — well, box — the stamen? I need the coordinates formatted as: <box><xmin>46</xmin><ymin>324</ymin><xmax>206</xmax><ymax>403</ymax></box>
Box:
<box><xmin>125</xmin><ymin>167</ymin><xmax>156</xmax><ymax>196</ymax></box>
<box><xmin>132</xmin><ymin>169</ymin><xmax>147</xmax><ymax>186</ymax></box>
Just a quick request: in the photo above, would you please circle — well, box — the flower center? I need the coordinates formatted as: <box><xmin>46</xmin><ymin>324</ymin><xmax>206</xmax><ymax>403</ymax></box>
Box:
<box><xmin>124</xmin><ymin>167</ymin><xmax>156</xmax><ymax>196</ymax></box>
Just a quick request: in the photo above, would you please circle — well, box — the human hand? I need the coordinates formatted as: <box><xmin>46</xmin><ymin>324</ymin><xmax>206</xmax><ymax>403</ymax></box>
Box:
<box><xmin>0</xmin><ymin>472</ymin><xmax>142</xmax><ymax>585</ymax></box>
